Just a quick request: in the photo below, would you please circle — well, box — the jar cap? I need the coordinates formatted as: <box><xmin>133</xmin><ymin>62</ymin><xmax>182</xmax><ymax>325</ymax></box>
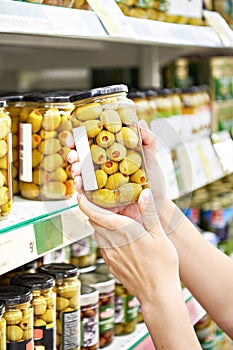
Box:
<box><xmin>23</xmin><ymin>91</ymin><xmax>75</xmax><ymax>103</ymax></box>
<box><xmin>0</xmin><ymin>100</ymin><xmax>6</xmax><ymax>108</ymax></box>
<box><xmin>0</xmin><ymin>286</ymin><xmax>32</xmax><ymax>305</ymax></box>
<box><xmin>70</xmin><ymin>84</ymin><xmax>128</xmax><ymax>102</ymax></box>
<box><xmin>38</xmin><ymin>263</ymin><xmax>79</xmax><ymax>279</ymax></box>
<box><xmin>0</xmin><ymin>92</ymin><xmax>24</xmax><ymax>103</ymax></box>
<box><xmin>81</xmin><ymin>285</ymin><xmax>99</xmax><ymax>306</ymax></box>
<box><xmin>155</xmin><ymin>88</ymin><xmax>171</xmax><ymax>96</ymax></box>
<box><xmin>11</xmin><ymin>273</ymin><xmax>55</xmax><ymax>291</ymax></box>
<box><xmin>0</xmin><ymin>302</ymin><xmax>5</xmax><ymax>317</ymax></box>
<box><xmin>95</xmin><ymin>263</ymin><xmax>112</xmax><ymax>277</ymax></box>
<box><xmin>79</xmin><ymin>272</ymin><xmax>115</xmax><ymax>294</ymax></box>
<box><xmin>79</xmin><ymin>265</ymin><xmax>97</xmax><ymax>274</ymax></box>
<box><xmin>128</xmin><ymin>90</ymin><xmax>145</xmax><ymax>99</ymax></box>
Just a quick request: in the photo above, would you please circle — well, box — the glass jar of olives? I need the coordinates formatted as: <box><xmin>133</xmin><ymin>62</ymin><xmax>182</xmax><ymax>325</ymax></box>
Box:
<box><xmin>0</xmin><ymin>302</ymin><xmax>6</xmax><ymax>350</ymax></box>
<box><xmin>0</xmin><ymin>100</ymin><xmax>13</xmax><ymax>219</ymax></box>
<box><xmin>0</xmin><ymin>286</ymin><xmax>33</xmax><ymax>349</ymax></box>
<box><xmin>38</xmin><ymin>263</ymin><xmax>81</xmax><ymax>350</ymax></box>
<box><xmin>70</xmin><ymin>84</ymin><xmax>149</xmax><ymax>209</ymax></box>
<box><xmin>80</xmin><ymin>285</ymin><xmax>99</xmax><ymax>350</ymax></box>
<box><xmin>0</xmin><ymin>261</ymin><xmax>36</xmax><ymax>286</ymax></box>
<box><xmin>128</xmin><ymin>90</ymin><xmax>151</xmax><ymax>124</ymax></box>
<box><xmin>114</xmin><ymin>279</ymin><xmax>138</xmax><ymax>336</ymax></box>
<box><xmin>79</xmin><ymin>272</ymin><xmax>115</xmax><ymax>348</ymax></box>
<box><xmin>10</xmin><ymin>272</ymin><xmax>56</xmax><ymax>350</ymax></box>
<box><xmin>70</xmin><ymin>235</ymin><xmax>97</xmax><ymax>268</ymax></box>
<box><xmin>1</xmin><ymin>93</ymin><xmax>24</xmax><ymax>195</ymax></box>
<box><xmin>19</xmin><ymin>92</ymin><xmax>75</xmax><ymax>200</ymax></box>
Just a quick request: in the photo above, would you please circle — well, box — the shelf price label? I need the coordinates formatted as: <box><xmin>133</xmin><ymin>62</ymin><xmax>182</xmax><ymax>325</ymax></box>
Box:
<box><xmin>203</xmin><ymin>10</ymin><xmax>233</xmax><ymax>47</ymax></box>
<box><xmin>0</xmin><ymin>225</ymin><xmax>38</xmax><ymax>275</ymax></box>
<box><xmin>86</xmin><ymin>0</ymin><xmax>135</xmax><ymax>37</ymax></box>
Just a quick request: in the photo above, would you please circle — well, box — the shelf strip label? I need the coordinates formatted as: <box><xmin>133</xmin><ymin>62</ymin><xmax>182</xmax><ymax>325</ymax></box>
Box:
<box><xmin>203</xmin><ymin>10</ymin><xmax>233</xmax><ymax>47</ymax></box>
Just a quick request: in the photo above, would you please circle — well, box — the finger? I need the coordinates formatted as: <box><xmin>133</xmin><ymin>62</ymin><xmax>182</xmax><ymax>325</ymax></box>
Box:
<box><xmin>67</xmin><ymin>149</ymin><xmax>79</xmax><ymax>164</ymax></box>
<box><xmin>74</xmin><ymin>175</ymin><xmax>83</xmax><ymax>193</ymax></box>
<box><xmin>71</xmin><ymin>162</ymin><xmax>81</xmax><ymax>177</ymax></box>
<box><xmin>138</xmin><ymin>119</ymin><xmax>156</xmax><ymax>153</ymax></box>
<box><xmin>66</xmin><ymin>134</ymin><xmax>75</xmax><ymax>148</ymax></box>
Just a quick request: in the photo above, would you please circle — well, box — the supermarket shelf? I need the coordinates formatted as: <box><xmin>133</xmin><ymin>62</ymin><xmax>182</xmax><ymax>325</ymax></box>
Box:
<box><xmin>108</xmin><ymin>288</ymin><xmax>206</xmax><ymax>350</ymax></box>
<box><xmin>0</xmin><ymin>195</ymin><xmax>94</xmax><ymax>275</ymax></box>
<box><xmin>0</xmin><ymin>0</ymin><xmax>232</xmax><ymax>50</ymax></box>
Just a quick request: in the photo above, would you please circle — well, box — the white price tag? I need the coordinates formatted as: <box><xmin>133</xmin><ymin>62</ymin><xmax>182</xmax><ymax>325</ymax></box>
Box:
<box><xmin>212</xmin><ymin>131</ymin><xmax>233</xmax><ymax>174</ymax></box>
<box><xmin>87</xmin><ymin>0</ymin><xmax>135</xmax><ymax>37</ymax></box>
<box><xmin>203</xmin><ymin>10</ymin><xmax>233</xmax><ymax>47</ymax></box>
<box><xmin>0</xmin><ymin>225</ymin><xmax>37</xmax><ymax>275</ymax></box>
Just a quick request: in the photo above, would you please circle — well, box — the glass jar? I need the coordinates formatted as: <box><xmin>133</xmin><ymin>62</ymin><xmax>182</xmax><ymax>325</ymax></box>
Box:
<box><xmin>0</xmin><ymin>100</ymin><xmax>13</xmax><ymax>219</ymax></box>
<box><xmin>0</xmin><ymin>302</ymin><xmax>6</xmax><ymax>350</ymax></box>
<box><xmin>19</xmin><ymin>92</ymin><xmax>75</xmax><ymax>200</ymax></box>
<box><xmin>70</xmin><ymin>84</ymin><xmax>149</xmax><ymax>209</ymax></box>
<box><xmin>1</xmin><ymin>94</ymin><xmax>24</xmax><ymax>195</ymax></box>
<box><xmin>170</xmin><ymin>88</ymin><xmax>182</xmax><ymax>116</ymax></box>
<box><xmin>0</xmin><ymin>286</ymin><xmax>33</xmax><ymax>349</ymax></box>
<box><xmin>79</xmin><ymin>272</ymin><xmax>115</xmax><ymax>348</ymax></box>
<box><xmin>128</xmin><ymin>90</ymin><xmax>151</xmax><ymax>124</ymax></box>
<box><xmin>154</xmin><ymin>89</ymin><xmax>173</xmax><ymax>118</ymax></box>
<box><xmin>10</xmin><ymin>272</ymin><xmax>56</xmax><ymax>350</ymax></box>
<box><xmin>144</xmin><ymin>88</ymin><xmax>158</xmax><ymax>122</ymax></box>
<box><xmin>80</xmin><ymin>285</ymin><xmax>99</xmax><ymax>350</ymax></box>
<box><xmin>0</xmin><ymin>261</ymin><xmax>36</xmax><ymax>286</ymax></box>
<box><xmin>38</xmin><ymin>263</ymin><xmax>81</xmax><ymax>350</ymax></box>
<box><xmin>70</xmin><ymin>235</ymin><xmax>97</xmax><ymax>268</ymax></box>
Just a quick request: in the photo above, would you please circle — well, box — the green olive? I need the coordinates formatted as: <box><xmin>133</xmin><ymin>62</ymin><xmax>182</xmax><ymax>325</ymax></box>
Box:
<box><xmin>0</xmin><ymin>113</ymin><xmax>11</xmax><ymax>139</ymax></box>
<box><xmin>119</xmin><ymin>151</ymin><xmax>142</xmax><ymax>175</ymax></box>
<box><xmin>4</xmin><ymin>310</ymin><xmax>23</xmax><ymax>325</ymax></box>
<box><xmin>40</xmin><ymin>182</ymin><xmax>67</xmax><ymax>200</ymax></box>
<box><xmin>23</xmin><ymin>329</ymin><xmax>33</xmax><ymax>340</ymax></box>
<box><xmin>106</xmin><ymin>143</ymin><xmax>127</xmax><ymax>162</ymax></box>
<box><xmin>50</xmin><ymin>168</ymin><xmax>68</xmax><ymax>182</ymax></box>
<box><xmin>105</xmin><ymin>173</ymin><xmax>129</xmax><ymax>190</ymax></box>
<box><xmin>38</xmin><ymin>138</ymin><xmax>61</xmax><ymax>155</ymax></box>
<box><xmin>32</xmin><ymin>296</ymin><xmax>47</xmax><ymax>316</ymax></box>
<box><xmin>40</xmin><ymin>309</ymin><xmax>55</xmax><ymax>323</ymax></box>
<box><xmin>34</xmin><ymin>319</ymin><xmax>46</xmax><ymax>327</ymax></box>
<box><xmin>100</xmin><ymin>109</ymin><xmax>122</xmax><ymax>133</ymax></box>
<box><xmin>6</xmin><ymin>325</ymin><xmax>23</xmax><ymax>341</ymax></box>
<box><xmin>96</xmin><ymin>130</ymin><xmax>115</xmax><ymax>148</ymax></box>
<box><xmin>56</xmin><ymin>319</ymin><xmax>62</xmax><ymax>335</ymax></box>
<box><xmin>32</xmin><ymin>169</ymin><xmax>51</xmax><ymax>185</ymax></box>
<box><xmin>69</xmin><ymin>295</ymin><xmax>78</xmax><ymax>309</ymax></box>
<box><xmin>42</xmin><ymin>109</ymin><xmax>61</xmax><ymax>131</ymax></box>
<box><xmin>20</xmin><ymin>182</ymin><xmax>40</xmax><ymax>199</ymax></box>
<box><xmin>56</xmin><ymin>297</ymin><xmax>69</xmax><ymax>311</ymax></box>
<box><xmin>114</xmin><ymin>323</ymin><xmax>124</xmax><ymax>335</ymax></box>
<box><xmin>117</xmin><ymin>183</ymin><xmax>142</xmax><ymax>204</ymax></box>
<box><xmin>96</xmin><ymin>169</ymin><xmax>108</xmax><ymax>189</ymax></box>
<box><xmin>0</xmin><ymin>140</ymin><xmax>7</xmax><ymax>158</ymax></box>
<box><xmin>39</xmin><ymin>130</ymin><xmax>57</xmax><ymax>139</ymax></box>
<box><xmin>116</xmin><ymin>127</ymin><xmax>139</xmax><ymax>149</ymax></box>
<box><xmin>92</xmin><ymin>189</ymin><xmax>117</xmax><ymax>208</ymax></box>
<box><xmin>40</xmin><ymin>154</ymin><xmax>63</xmax><ymax>172</ymax></box>
<box><xmin>101</xmin><ymin>160</ymin><xmax>118</xmax><ymax>175</ymax></box>
<box><xmin>118</xmin><ymin>106</ymin><xmax>138</xmax><ymax>125</ymax></box>
<box><xmin>58</xmin><ymin>130</ymin><xmax>72</xmax><ymax>146</ymax></box>
<box><xmin>59</xmin><ymin>287</ymin><xmax>77</xmax><ymax>299</ymax></box>
<box><xmin>56</xmin><ymin>333</ymin><xmax>61</xmax><ymax>346</ymax></box>
<box><xmin>32</xmin><ymin>149</ymin><xmax>43</xmax><ymax>168</ymax></box>
<box><xmin>83</xmin><ymin>120</ymin><xmax>103</xmax><ymax>138</ymax></box>
<box><xmin>19</xmin><ymin>315</ymin><xmax>32</xmax><ymax>330</ymax></box>
<box><xmin>75</xmin><ymin>102</ymin><xmax>103</xmax><ymax>121</ymax></box>
<box><xmin>124</xmin><ymin>320</ymin><xmax>136</xmax><ymax>333</ymax></box>
<box><xmin>130</xmin><ymin>168</ymin><xmax>147</xmax><ymax>184</ymax></box>
<box><xmin>0</xmin><ymin>186</ymin><xmax>8</xmax><ymax>206</ymax></box>
<box><xmin>27</xmin><ymin>109</ymin><xmax>43</xmax><ymax>134</ymax></box>
<box><xmin>91</xmin><ymin>145</ymin><xmax>107</xmax><ymax>165</ymax></box>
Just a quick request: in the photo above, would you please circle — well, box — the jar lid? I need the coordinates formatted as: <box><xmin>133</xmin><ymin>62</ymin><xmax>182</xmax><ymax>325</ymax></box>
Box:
<box><xmin>128</xmin><ymin>90</ymin><xmax>145</xmax><ymax>99</ymax></box>
<box><xmin>12</xmin><ymin>261</ymin><xmax>36</xmax><ymax>273</ymax></box>
<box><xmin>81</xmin><ymin>285</ymin><xmax>99</xmax><ymax>306</ymax></box>
<box><xmin>0</xmin><ymin>302</ymin><xmax>5</xmax><ymax>317</ymax></box>
<box><xmin>143</xmin><ymin>89</ymin><xmax>158</xmax><ymax>97</ymax></box>
<box><xmin>171</xmin><ymin>87</ymin><xmax>182</xmax><ymax>95</ymax></box>
<box><xmin>70</xmin><ymin>84</ymin><xmax>128</xmax><ymax>102</ymax></box>
<box><xmin>0</xmin><ymin>92</ymin><xmax>24</xmax><ymax>103</ymax></box>
<box><xmin>38</xmin><ymin>263</ymin><xmax>79</xmax><ymax>279</ymax></box>
<box><xmin>10</xmin><ymin>273</ymin><xmax>55</xmax><ymax>291</ymax></box>
<box><xmin>155</xmin><ymin>88</ymin><xmax>171</xmax><ymax>96</ymax></box>
<box><xmin>79</xmin><ymin>272</ymin><xmax>115</xmax><ymax>294</ymax></box>
<box><xmin>95</xmin><ymin>263</ymin><xmax>112</xmax><ymax>277</ymax></box>
<box><xmin>0</xmin><ymin>100</ymin><xmax>6</xmax><ymax>108</ymax></box>
<box><xmin>23</xmin><ymin>91</ymin><xmax>75</xmax><ymax>103</ymax></box>
<box><xmin>79</xmin><ymin>265</ymin><xmax>97</xmax><ymax>274</ymax></box>
<box><xmin>0</xmin><ymin>286</ymin><xmax>32</xmax><ymax>305</ymax></box>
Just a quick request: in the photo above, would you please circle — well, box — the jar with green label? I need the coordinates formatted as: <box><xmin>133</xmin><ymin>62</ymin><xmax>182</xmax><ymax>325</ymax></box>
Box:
<box><xmin>79</xmin><ymin>272</ymin><xmax>115</xmax><ymax>348</ymax></box>
<box><xmin>80</xmin><ymin>285</ymin><xmax>99</xmax><ymax>350</ymax></box>
<box><xmin>0</xmin><ymin>286</ymin><xmax>33</xmax><ymax>349</ymax></box>
<box><xmin>70</xmin><ymin>236</ymin><xmax>97</xmax><ymax>268</ymax></box>
<box><xmin>114</xmin><ymin>279</ymin><xmax>138</xmax><ymax>336</ymax></box>
<box><xmin>10</xmin><ymin>273</ymin><xmax>56</xmax><ymax>350</ymax></box>
<box><xmin>19</xmin><ymin>92</ymin><xmax>75</xmax><ymax>200</ymax></box>
<box><xmin>38</xmin><ymin>263</ymin><xmax>81</xmax><ymax>350</ymax></box>
<box><xmin>0</xmin><ymin>100</ymin><xmax>13</xmax><ymax>219</ymax></box>
<box><xmin>0</xmin><ymin>302</ymin><xmax>6</xmax><ymax>350</ymax></box>
<box><xmin>70</xmin><ymin>84</ymin><xmax>149</xmax><ymax>210</ymax></box>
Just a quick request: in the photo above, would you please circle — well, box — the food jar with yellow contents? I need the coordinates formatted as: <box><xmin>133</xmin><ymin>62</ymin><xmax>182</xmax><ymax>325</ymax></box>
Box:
<box><xmin>79</xmin><ymin>272</ymin><xmax>115</xmax><ymax>348</ymax></box>
<box><xmin>0</xmin><ymin>302</ymin><xmax>6</xmax><ymax>350</ymax></box>
<box><xmin>38</xmin><ymin>263</ymin><xmax>81</xmax><ymax>350</ymax></box>
<box><xmin>70</xmin><ymin>84</ymin><xmax>149</xmax><ymax>209</ymax></box>
<box><xmin>19</xmin><ymin>92</ymin><xmax>75</xmax><ymax>201</ymax></box>
<box><xmin>70</xmin><ymin>235</ymin><xmax>97</xmax><ymax>268</ymax></box>
<box><xmin>154</xmin><ymin>88</ymin><xmax>173</xmax><ymax>118</ymax></box>
<box><xmin>80</xmin><ymin>285</ymin><xmax>99</xmax><ymax>350</ymax></box>
<box><xmin>0</xmin><ymin>286</ymin><xmax>33</xmax><ymax>349</ymax></box>
<box><xmin>0</xmin><ymin>261</ymin><xmax>36</xmax><ymax>286</ymax></box>
<box><xmin>10</xmin><ymin>273</ymin><xmax>56</xmax><ymax>350</ymax></box>
<box><xmin>0</xmin><ymin>100</ymin><xmax>13</xmax><ymax>219</ymax></box>
<box><xmin>128</xmin><ymin>90</ymin><xmax>151</xmax><ymax>124</ymax></box>
<box><xmin>1</xmin><ymin>93</ymin><xmax>24</xmax><ymax>195</ymax></box>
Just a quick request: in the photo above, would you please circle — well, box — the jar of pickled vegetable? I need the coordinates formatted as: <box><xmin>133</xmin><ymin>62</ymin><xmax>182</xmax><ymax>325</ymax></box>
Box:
<box><xmin>38</xmin><ymin>263</ymin><xmax>81</xmax><ymax>350</ymax></box>
<box><xmin>79</xmin><ymin>272</ymin><xmax>115</xmax><ymax>348</ymax></box>
<box><xmin>10</xmin><ymin>273</ymin><xmax>56</xmax><ymax>350</ymax></box>
<box><xmin>0</xmin><ymin>302</ymin><xmax>6</xmax><ymax>350</ymax></box>
<box><xmin>0</xmin><ymin>286</ymin><xmax>33</xmax><ymax>349</ymax></box>
<box><xmin>1</xmin><ymin>93</ymin><xmax>24</xmax><ymax>195</ymax></box>
<box><xmin>19</xmin><ymin>92</ymin><xmax>75</xmax><ymax>200</ymax></box>
<box><xmin>80</xmin><ymin>285</ymin><xmax>99</xmax><ymax>350</ymax></box>
<box><xmin>128</xmin><ymin>90</ymin><xmax>151</xmax><ymax>124</ymax></box>
<box><xmin>70</xmin><ymin>235</ymin><xmax>97</xmax><ymax>268</ymax></box>
<box><xmin>154</xmin><ymin>89</ymin><xmax>173</xmax><ymax>118</ymax></box>
<box><xmin>0</xmin><ymin>100</ymin><xmax>13</xmax><ymax>219</ymax></box>
<box><xmin>70</xmin><ymin>84</ymin><xmax>149</xmax><ymax>209</ymax></box>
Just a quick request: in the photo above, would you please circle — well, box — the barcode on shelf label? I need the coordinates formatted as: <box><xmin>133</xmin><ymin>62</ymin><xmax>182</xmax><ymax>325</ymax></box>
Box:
<box><xmin>0</xmin><ymin>225</ymin><xmax>37</xmax><ymax>275</ymax></box>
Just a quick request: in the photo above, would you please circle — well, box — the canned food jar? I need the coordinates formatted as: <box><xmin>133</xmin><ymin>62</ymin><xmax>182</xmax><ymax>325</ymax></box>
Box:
<box><xmin>0</xmin><ymin>286</ymin><xmax>33</xmax><ymax>349</ymax></box>
<box><xmin>128</xmin><ymin>90</ymin><xmax>151</xmax><ymax>124</ymax></box>
<box><xmin>38</xmin><ymin>263</ymin><xmax>81</xmax><ymax>350</ymax></box>
<box><xmin>80</xmin><ymin>285</ymin><xmax>99</xmax><ymax>350</ymax></box>
<box><xmin>0</xmin><ymin>302</ymin><xmax>6</xmax><ymax>350</ymax></box>
<box><xmin>19</xmin><ymin>92</ymin><xmax>75</xmax><ymax>200</ymax></box>
<box><xmin>10</xmin><ymin>273</ymin><xmax>56</xmax><ymax>350</ymax></box>
<box><xmin>70</xmin><ymin>85</ymin><xmax>149</xmax><ymax>209</ymax></box>
<box><xmin>1</xmin><ymin>94</ymin><xmax>24</xmax><ymax>195</ymax></box>
<box><xmin>70</xmin><ymin>236</ymin><xmax>97</xmax><ymax>268</ymax></box>
<box><xmin>0</xmin><ymin>100</ymin><xmax>13</xmax><ymax>219</ymax></box>
<box><xmin>79</xmin><ymin>273</ymin><xmax>115</xmax><ymax>348</ymax></box>
<box><xmin>154</xmin><ymin>89</ymin><xmax>173</xmax><ymax>118</ymax></box>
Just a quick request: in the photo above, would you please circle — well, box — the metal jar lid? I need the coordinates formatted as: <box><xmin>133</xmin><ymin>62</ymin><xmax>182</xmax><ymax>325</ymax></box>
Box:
<box><xmin>80</xmin><ymin>285</ymin><xmax>99</xmax><ymax>306</ymax></box>
<box><xmin>38</xmin><ymin>263</ymin><xmax>79</xmax><ymax>280</ymax></box>
<box><xmin>11</xmin><ymin>273</ymin><xmax>55</xmax><ymax>291</ymax></box>
<box><xmin>0</xmin><ymin>286</ymin><xmax>32</xmax><ymax>306</ymax></box>
<box><xmin>0</xmin><ymin>302</ymin><xmax>5</xmax><ymax>317</ymax></box>
<box><xmin>79</xmin><ymin>272</ymin><xmax>115</xmax><ymax>294</ymax></box>
<box><xmin>70</xmin><ymin>84</ymin><xmax>128</xmax><ymax>102</ymax></box>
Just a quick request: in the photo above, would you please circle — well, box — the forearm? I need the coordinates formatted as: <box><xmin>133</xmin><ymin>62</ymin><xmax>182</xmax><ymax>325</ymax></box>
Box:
<box><xmin>160</xmin><ymin>198</ymin><xmax>233</xmax><ymax>337</ymax></box>
<box><xmin>141</xmin><ymin>281</ymin><xmax>201</xmax><ymax>349</ymax></box>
